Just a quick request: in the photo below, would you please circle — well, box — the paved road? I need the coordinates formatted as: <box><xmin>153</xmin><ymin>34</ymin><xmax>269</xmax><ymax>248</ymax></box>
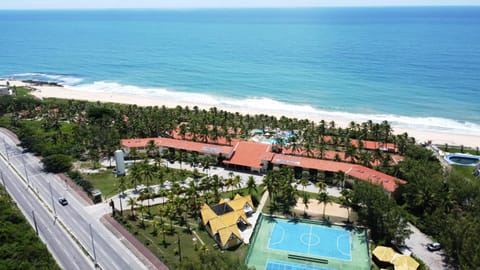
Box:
<box><xmin>0</xmin><ymin>151</ymin><xmax>93</xmax><ymax>269</ymax></box>
<box><xmin>0</xmin><ymin>129</ymin><xmax>148</xmax><ymax>270</ymax></box>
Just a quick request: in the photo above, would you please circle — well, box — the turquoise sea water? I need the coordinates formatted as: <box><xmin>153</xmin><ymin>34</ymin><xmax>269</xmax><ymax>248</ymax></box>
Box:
<box><xmin>0</xmin><ymin>7</ymin><xmax>479</xmax><ymax>134</ymax></box>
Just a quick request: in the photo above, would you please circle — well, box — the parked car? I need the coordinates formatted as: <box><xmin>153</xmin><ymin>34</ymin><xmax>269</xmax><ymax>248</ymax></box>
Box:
<box><xmin>427</xmin><ymin>242</ymin><xmax>441</xmax><ymax>251</ymax></box>
<box><xmin>393</xmin><ymin>244</ymin><xmax>413</xmax><ymax>256</ymax></box>
<box><xmin>58</xmin><ymin>197</ymin><xmax>68</xmax><ymax>206</ymax></box>
<box><xmin>391</xmin><ymin>240</ymin><xmax>413</xmax><ymax>256</ymax></box>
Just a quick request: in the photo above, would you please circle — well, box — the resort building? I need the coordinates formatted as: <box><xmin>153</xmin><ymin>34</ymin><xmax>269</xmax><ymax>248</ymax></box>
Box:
<box><xmin>223</xmin><ymin>141</ymin><xmax>274</xmax><ymax>173</ymax></box>
<box><xmin>200</xmin><ymin>194</ymin><xmax>255</xmax><ymax>249</ymax></box>
<box><xmin>121</xmin><ymin>137</ymin><xmax>235</xmax><ymax>160</ymax></box>
<box><xmin>120</xmin><ymin>136</ymin><xmax>405</xmax><ymax>192</ymax></box>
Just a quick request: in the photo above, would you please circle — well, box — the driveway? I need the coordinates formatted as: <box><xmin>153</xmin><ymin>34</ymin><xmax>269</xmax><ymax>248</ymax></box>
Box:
<box><xmin>404</xmin><ymin>223</ymin><xmax>453</xmax><ymax>270</ymax></box>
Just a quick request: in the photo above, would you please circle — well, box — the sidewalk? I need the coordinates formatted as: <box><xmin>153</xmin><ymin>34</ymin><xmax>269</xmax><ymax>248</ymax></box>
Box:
<box><xmin>240</xmin><ymin>190</ymin><xmax>269</xmax><ymax>244</ymax></box>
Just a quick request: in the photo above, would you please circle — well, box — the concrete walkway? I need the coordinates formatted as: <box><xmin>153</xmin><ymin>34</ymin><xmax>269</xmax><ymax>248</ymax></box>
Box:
<box><xmin>240</xmin><ymin>190</ymin><xmax>269</xmax><ymax>244</ymax></box>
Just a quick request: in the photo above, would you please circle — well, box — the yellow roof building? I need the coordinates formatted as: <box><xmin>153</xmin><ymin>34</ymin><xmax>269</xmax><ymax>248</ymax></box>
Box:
<box><xmin>200</xmin><ymin>194</ymin><xmax>255</xmax><ymax>249</ymax></box>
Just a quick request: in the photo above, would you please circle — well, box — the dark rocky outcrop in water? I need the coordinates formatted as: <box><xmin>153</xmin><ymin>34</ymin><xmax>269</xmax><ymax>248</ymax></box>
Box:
<box><xmin>22</xmin><ymin>80</ymin><xmax>63</xmax><ymax>87</ymax></box>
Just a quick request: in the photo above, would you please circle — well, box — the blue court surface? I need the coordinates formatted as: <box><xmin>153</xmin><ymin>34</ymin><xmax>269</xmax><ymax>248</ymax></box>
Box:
<box><xmin>266</xmin><ymin>259</ymin><xmax>332</xmax><ymax>270</ymax></box>
<box><xmin>268</xmin><ymin>220</ymin><xmax>351</xmax><ymax>260</ymax></box>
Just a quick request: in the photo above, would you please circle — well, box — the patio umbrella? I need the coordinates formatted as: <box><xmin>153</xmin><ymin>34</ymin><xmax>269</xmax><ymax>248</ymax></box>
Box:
<box><xmin>391</xmin><ymin>254</ymin><xmax>420</xmax><ymax>270</ymax></box>
<box><xmin>372</xmin><ymin>246</ymin><xmax>397</xmax><ymax>263</ymax></box>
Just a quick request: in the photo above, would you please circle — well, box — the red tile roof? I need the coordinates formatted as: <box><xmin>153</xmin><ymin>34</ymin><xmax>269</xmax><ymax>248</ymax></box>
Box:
<box><xmin>121</xmin><ymin>138</ymin><xmax>234</xmax><ymax>157</ymax></box>
<box><xmin>323</xmin><ymin>136</ymin><xmax>397</xmax><ymax>152</ymax></box>
<box><xmin>223</xmin><ymin>141</ymin><xmax>273</xmax><ymax>169</ymax></box>
<box><xmin>121</xmin><ymin>137</ymin><xmax>405</xmax><ymax>192</ymax></box>
<box><xmin>271</xmin><ymin>154</ymin><xmax>405</xmax><ymax>192</ymax></box>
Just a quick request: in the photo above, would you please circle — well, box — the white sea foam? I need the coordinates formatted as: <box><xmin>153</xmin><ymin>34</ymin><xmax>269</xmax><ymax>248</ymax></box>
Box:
<box><xmin>8</xmin><ymin>72</ymin><xmax>83</xmax><ymax>85</ymax></box>
<box><xmin>71</xmin><ymin>81</ymin><xmax>480</xmax><ymax>136</ymax></box>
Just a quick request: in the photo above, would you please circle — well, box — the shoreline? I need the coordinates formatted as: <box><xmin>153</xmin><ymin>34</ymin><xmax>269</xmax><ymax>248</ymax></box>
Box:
<box><xmin>3</xmin><ymin>80</ymin><xmax>480</xmax><ymax>148</ymax></box>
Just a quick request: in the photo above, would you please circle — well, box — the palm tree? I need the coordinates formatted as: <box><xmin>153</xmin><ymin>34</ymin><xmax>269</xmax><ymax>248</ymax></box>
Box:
<box><xmin>299</xmin><ymin>176</ymin><xmax>309</xmax><ymax>195</ymax></box>
<box><xmin>187</xmin><ymin>180</ymin><xmax>200</xmax><ymax>218</ymax></box>
<box><xmin>225</xmin><ymin>177</ymin><xmax>235</xmax><ymax>198</ymax></box>
<box><xmin>127</xmin><ymin>197</ymin><xmax>137</xmax><ymax>219</ymax></box>
<box><xmin>138</xmin><ymin>203</ymin><xmax>146</xmax><ymax>228</ymax></box>
<box><xmin>246</xmin><ymin>176</ymin><xmax>257</xmax><ymax>195</ymax></box>
<box><xmin>146</xmin><ymin>139</ymin><xmax>158</xmax><ymax>158</ymax></box>
<box><xmin>340</xmin><ymin>189</ymin><xmax>353</xmax><ymax>222</ymax></box>
<box><xmin>129</xmin><ymin>147</ymin><xmax>138</xmax><ymax>163</ymax></box>
<box><xmin>315</xmin><ymin>181</ymin><xmax>327</xmax><ymax>194</ymax></box>
<box><xmin>129</xmin><ymin>163</ymin><xmax>142</xmax><ymax>191</ymax></box>
<box><xmin>233</xmin><ymin>175</ymin><xmax>242</xmax><ymax>192</ymax></box>
<box><xmin>318</xmin><ymin>191</ymin><xmax>330</xmax><ymax>219</ymax></box>
<box><xmin>151</xmin><ymin>219</ymin><xmax>159</xmax><ymax>236</ymax></box>
<box><xmin>262</xmin><ymin>173</ymin><xmax>275</xmax><ymax>204</ymax></box>
<box><xmin>302</xmin><ymin>192</ymin><xmax>309</xmax><ymax>216</ymax></box>
<box><xmin>118</xmin><ymin>176</ymin><xmax>127</xmax><ymax>196</ymax></box>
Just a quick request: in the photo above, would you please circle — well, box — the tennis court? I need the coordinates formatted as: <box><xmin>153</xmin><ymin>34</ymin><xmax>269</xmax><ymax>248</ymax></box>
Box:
<box><xmin>245</xmin><ymin>215</ymin><xmax>371</xmax><ymax>270</ymax></box>
<box><xmin>266</xmin><ymin>259</ymin><xmax>331</xmax><ymax>270</ymax></box>
<box><xmin>269</xmin><ymin>219</ymin><xmax>351</xmax><ymax>260</ymax></box>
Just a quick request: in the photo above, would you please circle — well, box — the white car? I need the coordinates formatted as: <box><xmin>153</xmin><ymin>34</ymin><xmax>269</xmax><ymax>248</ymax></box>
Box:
<box><xmin>427</xmin><ymin>242</ymin><xmax>441</xmax><ymax>251</ymax></box>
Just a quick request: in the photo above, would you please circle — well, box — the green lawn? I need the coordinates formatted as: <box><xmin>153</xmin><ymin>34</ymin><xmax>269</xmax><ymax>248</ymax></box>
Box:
<box><xmin>438</xmin><ymin>145</ymin><xmax>479</xmax><ymax>155</ymax></box>
<box><xmin>84</xmin><ymin>170</ymin><xmax>124</xmax><ymax>198</ymax></box>
<box><xmin>14</xmin><ymin>86</ymin><xmax>33</xmax><ymax>97</ymax></box>
<box><xmin>84</xmin><ymin>166</ymin><xmax>202</xmax><ymax>199</ymax></box>
<box><xmin>114</xmin><ymin>204</ymin><xmax>249</xmax><ymax>269</ymax></box>
<box><xmin>451</xmin><ymin>165</ymin><xmax>478</xmax><ymax>181</ymax></box>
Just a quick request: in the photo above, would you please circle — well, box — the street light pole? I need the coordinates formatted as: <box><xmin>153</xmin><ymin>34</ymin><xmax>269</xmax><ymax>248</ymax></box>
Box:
<box><xmin>48</xmin><ymin>182</ymin><xmax>57</xmax><ymax>217</ymax></box>
<box><xmin>89</xmin><ymin>224</ymin><xmax>97</xmax><ymax>266</ymax></box>
<box><xmin>119</xmin><ymin>194</ymin><xmax>123</xmax><ymax>216</ymax></box>
<box><xmin>32</xmin><ymin>210</ymin><xmax>39</xmax><ymax>235</ymax></box>
<box><xmin>0</xmin><ymin>171</ymin><xmax>5</xmax><ymax>188</ymax></box>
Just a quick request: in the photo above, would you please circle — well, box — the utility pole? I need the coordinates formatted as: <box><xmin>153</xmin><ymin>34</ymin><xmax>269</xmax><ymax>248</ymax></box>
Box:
<box><xmin>110</xmin><ymin>200</ymin><xmax>115</xmax><ymax>216</ymax></box>
<box><xmin>119</xmin><ymin>195</ymin><xmax>123</xmax><ymax>216</ymax></box>
<box><xmin>1</xmin><ymin>171</ymin><xmax>5</xmax><ymax>188</ymax></box>
<box><xmin>89</xmin><ymin>224</ymin><xmax>97</xmax><ymax>266</ymax></box>
<box><xmin>177</xmin><ymin>233</ymin><xmax>182</xmax><ymax>262</ymax></box>
<box><xmin>48</xmin><ymin>182</ymin><xmax>57</xmax><ymax>217</ymax></box>
<box><xmin>32</xmin><ymin>210</ymin><xmax>39</xmax><ymax>235</ymax></box>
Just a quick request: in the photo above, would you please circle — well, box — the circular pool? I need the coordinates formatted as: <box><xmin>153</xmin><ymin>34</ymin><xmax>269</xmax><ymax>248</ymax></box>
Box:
<box><xmin>445</xmin><ymin>153</ymin><xmax>480</xmax><ymax>166</ymax></box>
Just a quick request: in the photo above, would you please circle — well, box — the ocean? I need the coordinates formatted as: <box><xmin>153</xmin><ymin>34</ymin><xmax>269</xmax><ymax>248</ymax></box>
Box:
<box><xmin>0</xmin><ymin>7</ymin><xmax>479</xmax><ymax>135</ymax></box>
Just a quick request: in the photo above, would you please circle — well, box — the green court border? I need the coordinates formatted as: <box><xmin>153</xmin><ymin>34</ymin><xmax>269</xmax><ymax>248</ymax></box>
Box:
<box><xmin>245</xmin><ymin>214</ymin><xmax>371</xmax><ymax>270</ymax></box>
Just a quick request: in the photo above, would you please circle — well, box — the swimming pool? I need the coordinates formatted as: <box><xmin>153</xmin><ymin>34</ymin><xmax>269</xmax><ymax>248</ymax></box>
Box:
<box><xmin>444</xmin><ymin>153</ymin><xmax>480</xmax><ymax>166</ymax></box>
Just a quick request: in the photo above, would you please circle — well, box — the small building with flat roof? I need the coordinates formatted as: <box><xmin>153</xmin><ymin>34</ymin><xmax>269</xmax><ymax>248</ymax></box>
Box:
<box><xmin>0</xmin><ymin>85</ymin><xmax>11</xmax><ymax>96</ymax></box>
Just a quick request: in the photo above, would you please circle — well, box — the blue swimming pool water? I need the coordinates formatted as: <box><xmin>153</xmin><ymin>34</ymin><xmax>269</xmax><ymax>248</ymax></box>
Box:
<box><xmin>266</xmin><ymin>259</ymin><xmax>332</xmax><ymax>270</ymax></box>
<box><xmin>445</xmin><ymin>154</ymin><xmax>480</xmax><ymax>166</ymax></box>
<box><xmin>268</xmin><ymin>220</ymin><xmax>351</xmax><ymax>261</ymax></box>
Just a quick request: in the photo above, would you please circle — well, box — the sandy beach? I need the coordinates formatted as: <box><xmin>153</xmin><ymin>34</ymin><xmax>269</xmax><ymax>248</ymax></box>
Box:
<box><xmin>3</xmin><ymin>80</ymin><xmax>480</xmax><ymax>148</ymax></box>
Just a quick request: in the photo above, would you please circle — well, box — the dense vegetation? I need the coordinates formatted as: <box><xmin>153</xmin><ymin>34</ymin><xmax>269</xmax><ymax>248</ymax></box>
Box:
<box><xmin>394</xmin><ymin>145</ymin><xmax>480</xmax><ymax>269</ymax></box>
<box><xmin>0</xmin><ymin>186</ymin><xmax>61</xmax><ymax>270</ymax></box>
